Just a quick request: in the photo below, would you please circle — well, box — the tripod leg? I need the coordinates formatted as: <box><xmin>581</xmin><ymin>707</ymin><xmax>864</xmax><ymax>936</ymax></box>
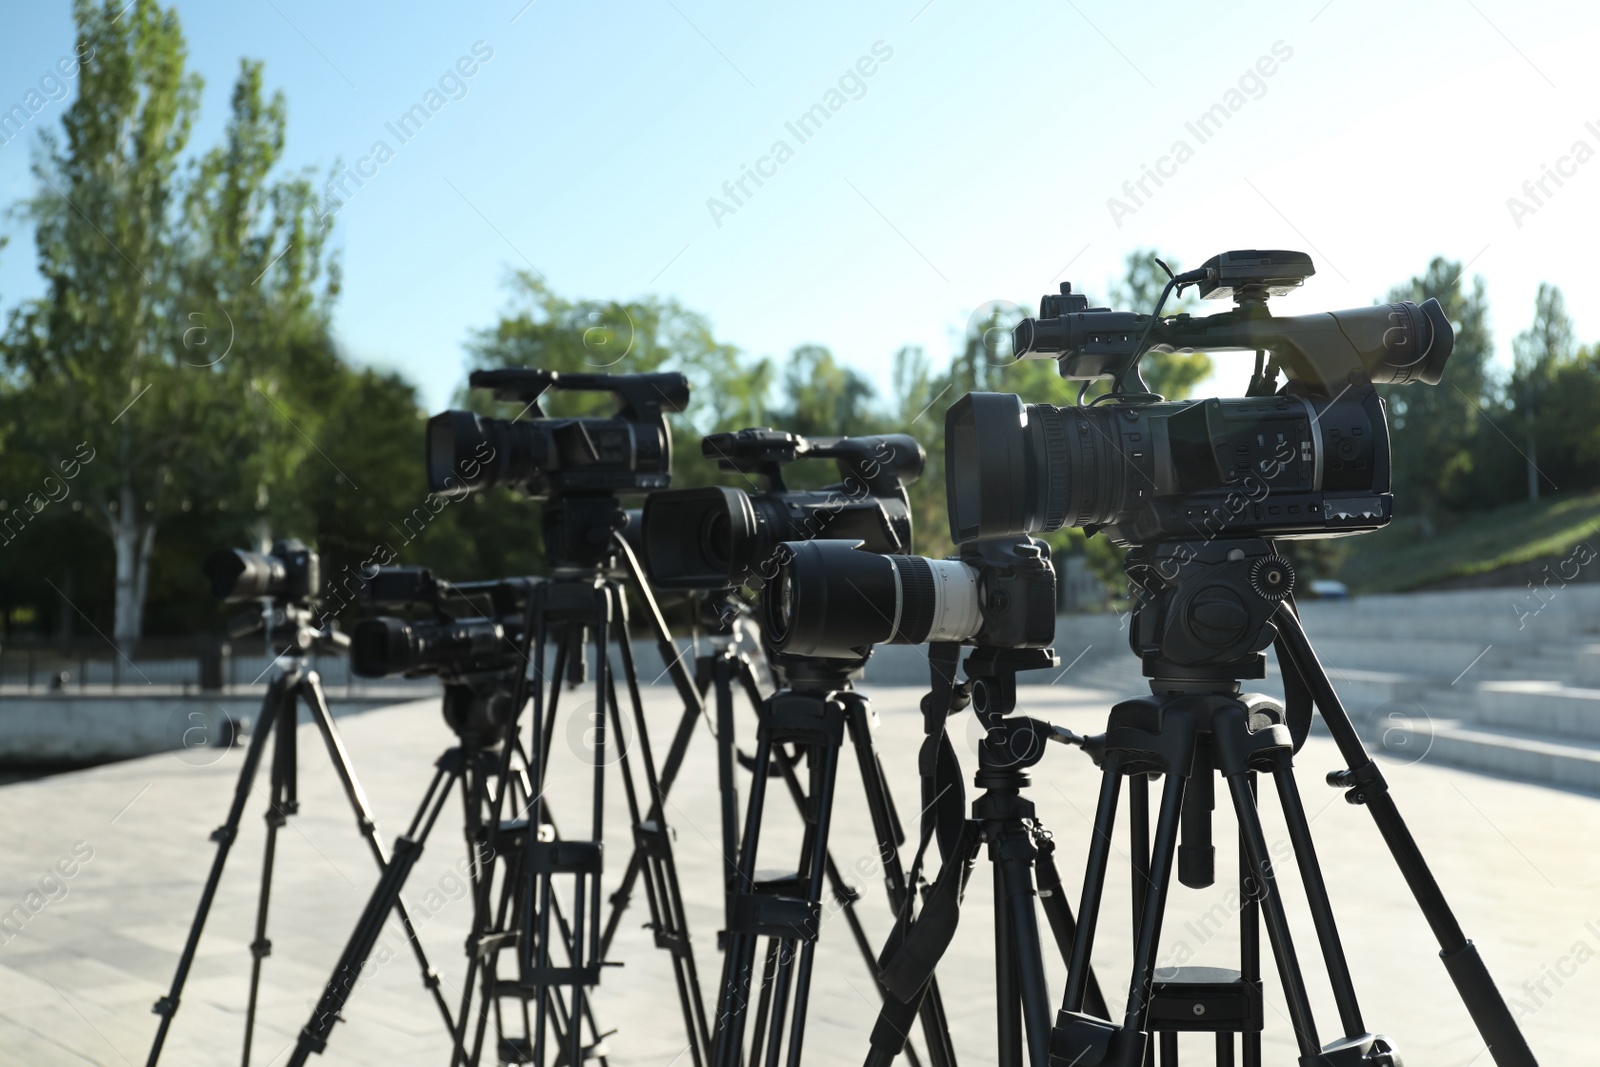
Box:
<box><xmin>242</xmin><ymin>673</ymin><xmax>300</xmax><ymax>1067</ymax></box>
<box><xmin>715</xmin><ymin>651</ymin><xmax>741</xmax><ymax>913</ymax></box>
<box><xmin>1034</xmin><ymin>832</ymin><xmax>1108</xmax><ymax>1021</ymax></box>
<box><xmin>145</xmin><ymin>672</ymin><xmax>288</xmax><ymax>1067</ymax></box>
<box><xmin>1118</xmin><ymin>772</ymin><xmax>1186</xmax><ymax>1054</ymax></box>
<box><xmin>714</xmin><ymin>719</ymin><xmax>777</xmax><ymax>1067</ymax></box>
<box><xmin>1275</xmin><ymin>608</ymin><xmax>1538</xmax><ymax>1067</ymax></box>
<box><xmin>1239</xmin><ymin>776</ymin><xmax>1261</xmax><ymax>1067</ymax></box>
<box><xmin>995</xmin><ymin>830</ymin><xmax>1053</xmax><ymax>1067</ymax></box>
<box><xmin>1062</xmin><ymin>766</ymin><xmax>1122</xmax><ymax>1016</ymax></box>
<box><xmin>1220</xmin><ymin>767</ymin><xmax>1320</xmax><ymax>1060</ymax></box>
<box><xmin>995</xmin><ymin>859</ymin><xmax>1021</xmax><ymax>1067</ymax></box>
<box><xmin>1271</xmin><ymin>755</ymin><xmax>1365</xmax><ymax>1038</ymax></box>
<box><xmin>286</xmin><ymin>761</ymin><xmax>462</xmax><ymax>1067</ymax></box>
<box><xmin>298</xmin><ymin>672</ymin><xmax>456</xmax><ymax>1036</ymax></box>
<box><xmin>842</xmin><ymin>696</ymin><xmax>956</xmax><ymax>1067</ymax></box>
<box><xmin>780</xmin><ymin>734</ymin><xmax>844</xmax><ymax>1067</ymax></box>
<box><xmin>614</xmin><ymin>600</ymin><xmax>713</xmax><ymax>1063</ymax></box>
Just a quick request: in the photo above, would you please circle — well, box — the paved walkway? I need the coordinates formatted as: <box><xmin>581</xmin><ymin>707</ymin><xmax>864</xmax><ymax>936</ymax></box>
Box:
<box><xmin>1</xmin><ymin>683</ymin><xmax>1594</xmax><ymax>1066</ymax></box>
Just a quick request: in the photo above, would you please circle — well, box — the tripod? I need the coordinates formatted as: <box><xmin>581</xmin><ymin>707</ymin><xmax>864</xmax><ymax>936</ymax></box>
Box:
<box><xmin>713</xmin><ymin>651</ymin><xmax>958</xmax><ymax>1067</ymax></box>
<box><xmin>285</xmin><ymin>659</ymin><xmax>603</xmax><ymax>1067</ymax></box>
<box><xmin>1050</xmin><ymin>538</ymin><xmax>1537</xmax><ymax>1067</ymax></box>
<box><xmin>147</xmin><ymin>603</ymin><xmax>454</xmax><ymax>1067</ymax></box>
<box><xmin>862</xmin><ymin>643</ymin><xmax>1108</xmax><ymax>1067</ymax></box>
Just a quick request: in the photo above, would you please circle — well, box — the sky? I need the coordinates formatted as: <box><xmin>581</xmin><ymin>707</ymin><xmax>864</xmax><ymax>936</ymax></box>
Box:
<box><xmin>1</xmin><ymin>0</ymin><xmax>1597</xmax><ymax>413</ymax></box>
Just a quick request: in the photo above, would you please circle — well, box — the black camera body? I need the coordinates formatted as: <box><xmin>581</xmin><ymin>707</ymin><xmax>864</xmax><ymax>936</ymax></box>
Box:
<box><xmin>427</xmin><ymin>368</ymin><xmax>690</xmax><ymax>500</ymax></box>
<box><xmin>204</xmin><ymin>538</ymin><xmax>320</xmax><ymax>604</ymax></box>
<box><xmin>763</xmin><ymin>536</ymin><xmax>1055</xmax><ymax>660</ymax></box>
<box><xmin>643</xmin><ymin>427</ymin><xmax>924</xmax><ymax>591</ymax></box>
<box><xmin>350</xmin><ymin>566</ymin><xmax>535</xmax><ymax>746</ymax></box>
<box><xmin>948</xmin><ymin>250</ymin><xmax>1451</xmax><ymax>548</ymax></box>
<box><xmin>949</xmin><ymin>384</ymin><xmax>1391</xmax><ymax>548</ymax></box>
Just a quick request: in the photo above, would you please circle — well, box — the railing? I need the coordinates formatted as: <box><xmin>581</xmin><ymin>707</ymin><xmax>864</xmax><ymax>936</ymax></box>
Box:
<box><xmin>0</xmin><ymin>637</ymin><xmax>385</xmax><ymax>696</ymax></box>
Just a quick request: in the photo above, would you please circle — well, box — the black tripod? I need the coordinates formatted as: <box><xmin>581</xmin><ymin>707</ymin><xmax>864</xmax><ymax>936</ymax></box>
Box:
<box><xmin>147</xmin><ymin>603</ymin><xmax>454</xmax><ymax>1067</ymax></box>
<box><xmin>713</xmin><ymin>651</ymin><xmax>958</xmax><ymax>1067</ymax></box>
<box><xmin>1050</xmin><ymin>538</ymin><xmax>1537</xmax><ymax>1067</ymax></box>
<box><xmin>286</xmin><ymin>510</ymin><xmax>716</xmax><ymax>1067</ymax></box>
<box><xmin>863</xmin><ymin>644</ymin><xmax>1108</xmax><ymax>1067</ymax></box>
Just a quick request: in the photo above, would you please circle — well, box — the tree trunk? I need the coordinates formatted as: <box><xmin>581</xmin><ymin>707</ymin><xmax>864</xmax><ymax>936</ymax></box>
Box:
<box><xmin>1526</xmin><ymin>420</ymin><xmax>1539</xmax><ymax>503</ymax></box>
<box><xmin>111</xmin><ymin>481</ymin><xmax>157</xmax><ymax>649</ymax></box>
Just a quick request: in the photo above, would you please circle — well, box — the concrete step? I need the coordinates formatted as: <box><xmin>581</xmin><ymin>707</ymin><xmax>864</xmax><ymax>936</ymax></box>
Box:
<box><xmin>1305</xmin><ymin>636</ymin><xmax>1519</xmax><ymax>678</ymax></box>
<box><xmin>1379</xmin><ymin>717</ymin><xmax>1600</xmax><ymax>794</ymax></box>
<box><xmin>1456</xmin><ymin>680</ymin><xmax>1600</xmax><ymax>743</ymax></box>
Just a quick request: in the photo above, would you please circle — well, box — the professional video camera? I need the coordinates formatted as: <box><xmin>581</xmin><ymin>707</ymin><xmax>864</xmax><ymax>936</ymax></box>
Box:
<box><xmin>426</xmin><ymin>367</ymin><xmax>688</xmax><ymax>498</ymax></box>
<box><xmin>426</xmin><ymin>367</ymin><xmax>687</xmax><ymax>568</ymax></box>
<box><xmin>348</xmin><ymin>565</ymin><xmax>535</xmax><ymax>745</ymax></box>
<box><xmin>763</xmin><ymin>536</ymin><xmax>1056</xmax><ymax>659</ymax></box>
<box><xmin>642</xmin><ymin>427</ymin><xmax>924</xmax><ymax>590</ymax></box>
<box><xmin>947</xmin><ymin>249</ymin><xmax>1454</xmax><ymax>547</ymax></box>
<box><xmin>203</xmin><ymin>538</ymin><xmax>320</xmax><ymax>604</ymax></box>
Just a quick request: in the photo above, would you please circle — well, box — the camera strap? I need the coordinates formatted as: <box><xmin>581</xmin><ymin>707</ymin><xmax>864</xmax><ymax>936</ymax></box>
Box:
<box><xmin>870</xmin><ymin>642</ymin><xmax>980</xmax><ymax>1044</ymax></box>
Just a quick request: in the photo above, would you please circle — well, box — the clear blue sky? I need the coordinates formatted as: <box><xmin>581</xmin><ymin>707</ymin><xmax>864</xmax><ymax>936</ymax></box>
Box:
<box><xmin>2</xmin><ymin>0</ymin><xmax>1596</xmax><ymax>412</ymax></box>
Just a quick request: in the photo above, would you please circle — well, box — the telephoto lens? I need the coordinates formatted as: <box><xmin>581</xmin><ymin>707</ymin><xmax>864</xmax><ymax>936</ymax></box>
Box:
<box><xmin>763</xmin><ymin>538</ymin><xmax>1055</xmax><ymax>659</ymax></box>
<box><xmin>764</xmin><ymin>541</ymin><xmax>979</xmax><ymax>659</ymax></box>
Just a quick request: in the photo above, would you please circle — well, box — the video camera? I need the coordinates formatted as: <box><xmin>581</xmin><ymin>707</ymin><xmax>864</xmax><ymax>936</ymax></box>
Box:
<box><xmin>426</xmin><ymin>367</ymin><xmax>690</xmax><ymax>499</ymax></box>
<box><xmin>642</xmin><ymin>427</ymin><xmax>924</xmax><ymax>591</ymax></box>
<box><xmin>948</xmin><ymin>250</ymin><xmax>1454</xmax><ymax>547</ymax></box>
<box><xmin>350</xmin><ymin>566</ymin><xmax>536</xmax><ymax>745</ymax></box>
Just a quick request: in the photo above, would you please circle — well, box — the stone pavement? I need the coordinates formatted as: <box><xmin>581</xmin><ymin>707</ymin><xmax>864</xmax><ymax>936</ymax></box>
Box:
<box><xmin>0</xmin><ymin>683</ymin><xmax>1595</xmax><ymax>1066</ymax></box>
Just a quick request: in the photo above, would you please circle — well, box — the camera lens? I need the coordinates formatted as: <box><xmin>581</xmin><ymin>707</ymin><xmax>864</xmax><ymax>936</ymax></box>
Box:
<box><xmin>641</xmin><ymin>487</ymin><xmax>758</xmax><ymax>589</ymax></box>
<box><xmin>702</xmin><ymin>510</ymin><xmax>733</xmax><ymax>569</ymax></box>
<box><xmin>203</xmin><ymin>549</ymin><xmax>288</xmax><ymax>600</ymax></box>
<box><xmin>764</xmin><ymin>540</ymin><xmax>982</xmax><ymax>658</ymax></box>
<box><xmin>946</xmin><ymin>393</ymin><xmax>1131</xmax><ymax>543</ymax></box>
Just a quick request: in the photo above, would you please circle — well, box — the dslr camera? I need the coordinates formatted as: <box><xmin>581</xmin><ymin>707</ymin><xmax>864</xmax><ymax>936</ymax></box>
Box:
<box><xmin>642</xmin><ymin>427</ymin><xmax>924</xmax><ymax>591</ymax></box>
<box><xmin>204</xmin><ymin>539</ymin><xmax>320</xmax><ymax>604</ymax></box>
<box><xmin>948</xmin><ymin>249</ymin><xmax>1454</xmax><ymax>548</ymax></box>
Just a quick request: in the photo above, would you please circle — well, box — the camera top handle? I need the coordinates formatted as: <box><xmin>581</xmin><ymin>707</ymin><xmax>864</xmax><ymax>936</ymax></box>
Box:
<box><xmin>469</xmin><ymin>367</ymin><xmax>691</xmax><ymax>421</ymax></box>
<box><xmin>699</xmin><ymin>427</ymin><xmax>924</xmax><ymax>494</ymax></box>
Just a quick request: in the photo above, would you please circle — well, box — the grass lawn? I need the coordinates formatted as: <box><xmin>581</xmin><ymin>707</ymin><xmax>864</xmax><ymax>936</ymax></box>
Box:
<box><xmin>1337</xmin><ymin>491</ymin><xmax>1600</xmax><ymax>591</ymax></box>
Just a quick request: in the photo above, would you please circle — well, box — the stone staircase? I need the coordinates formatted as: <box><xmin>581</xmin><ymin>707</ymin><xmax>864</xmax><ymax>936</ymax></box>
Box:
<box><xmin>848</xmin><ymin>583</ymin><xmax>1600</xmax><ymax>793</ymax></box>
<box><xmin>1288</xmin><ymin>586</ymin><xmax>1600</xmax><ymax>792</ymax></box>
<box><xmin>1049</xmin><ymin>586</ymin><xmax>1600</xmax><ymax>793</ymax></box>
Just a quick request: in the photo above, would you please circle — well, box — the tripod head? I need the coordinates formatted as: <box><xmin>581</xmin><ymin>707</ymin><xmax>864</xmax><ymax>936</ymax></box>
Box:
<box><xmin>768</xmin><ymin>649</ymin><xmax>867</xmax><ymax>695</ymax></box>
<box><xmin>961</xmin><ymin>646</ymin><xmax>1088</xmax><ymax>790</ymax></box>
<box><xmin>1126</xmin><ymin>538</ymin><xmax>1294</xmax><ymax>686</ymax></box>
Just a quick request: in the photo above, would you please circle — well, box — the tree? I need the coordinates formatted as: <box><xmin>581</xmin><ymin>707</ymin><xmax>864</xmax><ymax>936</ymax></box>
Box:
<box><xmin>1381</xmin><ymin>258</ymin><xmax>1494</xmax><ymax>533</ymax></box>
<box><xmin>1510</xmin><ymin>283</ymin><xmax>1575</xmax><ymax>501</ymax></box>
<box><xmin>4</xmin><ymin>2</ymin><xmax>334</xmax><ymax>643</ymax></box>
